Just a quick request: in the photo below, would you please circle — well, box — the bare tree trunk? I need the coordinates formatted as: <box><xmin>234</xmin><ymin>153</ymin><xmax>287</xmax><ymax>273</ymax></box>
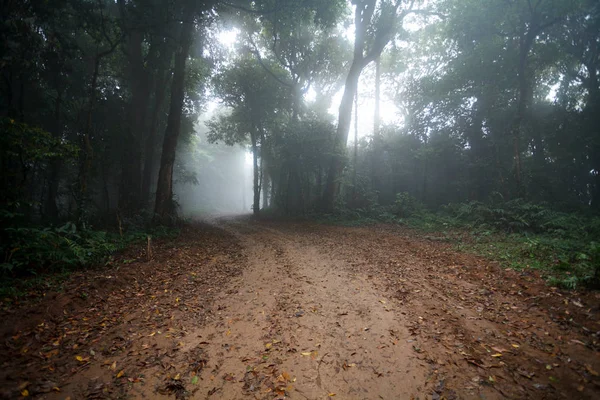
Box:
<box><xmin>374</xmin><ymin>56</ymin><xmax>381</xmax><ymax>136</ymax></box>
<box><xmin>352</xmin><ymin>89</ymin><xmax>358</xmax><ymax>204</ymax></box>
<box><xmin>512</xmin><ymin>6</ymin><xmax>562</xmax><ymax>196</ymax></box>
<box><xmin>512</xmin><ymin>29</ymin><xmax>535</xmax><ymax>195</ymax></box>
<box><xmin>322</xmin><ymin>0</ymin><xmax>398</xmax><ymax>211</ymax></box>
<box><xmin>322</xmin><ymin>64</ymin><xmax>362</xmax><ymax>211</ymax></box>
<box><xmin>251</xmin><ymin>129</ymin><xmax>261</xmax><ymax>216</ymax></box>
<box><xmin>154</xmin><ymin>18</ymin><xmax>194</xmax><ymax>222</ymax></box>
<box><xmin>77</xmin><ymin>54</ymin><xmax>102</xmax><ymax>226</ymax></box>
<box><xmin>119</xmin><ymin>30</ymin><xmax>151</xmax><ymax>214</ymax></box>
<box><xmin>262</xmin><ymin>169</ymin><xmax>269</xmax><ymax>210</ymax></box>
<box><xmin>45</xmin><ymin>85</ymin><xmax>63</xmax><ymax>220</ymax></box>
<box><xmin>142</xmin><ymin>43</ymin><xmax>173</xmax><ymax>206</ymax></box>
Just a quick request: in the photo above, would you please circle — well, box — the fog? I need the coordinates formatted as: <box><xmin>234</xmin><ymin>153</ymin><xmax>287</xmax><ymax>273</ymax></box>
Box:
<box><xmin>174</xmin><ymin>111</ymin><xmax>253</xmax><ymax>218</ymax></box>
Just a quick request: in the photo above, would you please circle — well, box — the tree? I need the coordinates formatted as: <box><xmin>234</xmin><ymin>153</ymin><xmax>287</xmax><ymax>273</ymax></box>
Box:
<box><xmin>154</xmin><ymin>0</ymin><xmax>202</xmax><ymax>222</ymax></box>
<box><xmin>322</xmin><ymin>0</ymin><xmax>437</xmax><ymax>211</ymax></box>
<box><xmin>207</xmin><ymin>57</ymin><xmax>291</xmax><ymax>215</ymax></box>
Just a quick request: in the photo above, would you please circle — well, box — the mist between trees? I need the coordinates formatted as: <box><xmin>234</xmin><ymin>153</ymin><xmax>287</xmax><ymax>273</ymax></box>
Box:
<box><xmin>1</xmin><ymin>1</ymin><xmax>600</xmax><ymax>281</ymax></box>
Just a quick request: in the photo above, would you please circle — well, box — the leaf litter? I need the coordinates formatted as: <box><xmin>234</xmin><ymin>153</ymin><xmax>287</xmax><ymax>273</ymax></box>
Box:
<box><xmin>0</xmin><ymin>218</ymin><xmax>598</xmax><ymax>399</ymax></box>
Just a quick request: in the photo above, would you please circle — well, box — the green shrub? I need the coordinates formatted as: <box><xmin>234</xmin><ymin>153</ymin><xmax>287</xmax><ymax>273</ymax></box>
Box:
<box><xmin>0</xmin><ymin>213</ymin><xmax>179</xmax><ymax>278</ymax></box>
<box><xmin>1</xmin><ymin>222</ymin><xmax>121</xmax><ymax>276</ymax></box>
<box><xmin>393</xmin><ymin>192</ymin><xmax>423</xmax><ymax>218</ymax></box>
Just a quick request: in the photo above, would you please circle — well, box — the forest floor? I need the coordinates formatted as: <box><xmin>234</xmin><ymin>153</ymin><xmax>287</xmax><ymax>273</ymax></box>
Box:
<box><xmin>1</xmin><ymin>217</ymin><xmax>599</xmax><ymax>400</ymax></box>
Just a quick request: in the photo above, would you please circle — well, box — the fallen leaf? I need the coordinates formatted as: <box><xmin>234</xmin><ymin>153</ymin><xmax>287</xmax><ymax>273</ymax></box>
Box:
<box><xmin>110</xmin><ymin>361</ymin><xmax>117</xmax><ymax>371</ymax></box>
<box><xmin>191</xmin><ymin>376</ymin><xmax>199</xmax><ymax>384</ymax></box>
<box><xmin>265</xmin><ymin>343</ymin><xmax>272</xmax><ymax>350</ymax></box>
<box><xmin>21</xmin><ymin>389</ymin><xmax>29</xmax><ymax>397</ymax></box>
<box><xmin>328</xmin><ymin>393</ymin><xmax>336</xmax><ymax>397</ymax></box>
<box><xmin>511</xmin><ymin>344</ymin><xmax>520</xmax><ymax>348</ymax></box>
<box><xmin>116</xmin><ymin>370</ymin><xmax>125</xmax><ymax>378</ymax></box>
<box><xmin>491</xmin><ymin>353</ymin><xmax>502</xmax><ymax>358</ymax></box>
<box><xmin>301</xmin><ymin>352</ymin><xmax>312</xmax><ymax>356</ymax></box>
<box><xmin>585</xmin><ymin>364</ymin><xmax>599</xmax><ymax>377</ymax></box>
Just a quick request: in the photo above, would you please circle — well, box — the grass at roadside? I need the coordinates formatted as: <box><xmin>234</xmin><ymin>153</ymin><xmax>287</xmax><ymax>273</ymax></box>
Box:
<box><xmin>0</xmin><ymin>221</ymin><xmax>179</xmax><ymax>300</ymax></box>
<box><xmin>316</xmin><ymin>196</ymin><xmax>600</xmax><ymax>290</ymax></box>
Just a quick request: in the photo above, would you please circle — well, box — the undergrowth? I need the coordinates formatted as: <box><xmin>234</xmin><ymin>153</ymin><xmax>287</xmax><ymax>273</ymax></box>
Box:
<box><xmin>322</xmin><ymin>194</ymin><xmax>600</xmax><ymax>290</ymax></box>
<box><xmin>0</xmin><ymin>212</ymin><xmax>179</xmax><ymax>299</ymax></box>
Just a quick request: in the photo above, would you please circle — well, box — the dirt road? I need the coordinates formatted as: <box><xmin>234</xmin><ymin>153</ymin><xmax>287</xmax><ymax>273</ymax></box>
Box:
<box><xmin>1</xmin><ymin>217</ymin><xmax>599</xmax><ymax>399</ymax></box>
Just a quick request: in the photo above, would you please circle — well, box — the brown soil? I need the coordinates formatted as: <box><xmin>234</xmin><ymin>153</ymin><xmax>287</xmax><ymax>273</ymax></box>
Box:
<box><xmin>1</xmin><ymin>217</ymin><xmax>599</xmax><ymax>399</ymax></box>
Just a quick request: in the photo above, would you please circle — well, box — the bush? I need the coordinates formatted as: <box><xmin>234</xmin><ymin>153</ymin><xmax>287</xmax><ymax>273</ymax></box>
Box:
<box><xmin>431</xmin><ymin>199</ymin><xmax>600</xmax><ymax>289</ymax></box>
<box><xmin>1</xmin><ymin>222</ymin><xmax>121</xmax><ymax>276</ymax></box>
<box><xmin>0</xmin><ymin>209</ymin><xmax>179</xmax><ymax>277</ymax></box>
<box><xmin>393</xmin><ymin>192</ymin><xmax>423</xmax><ymax>218</ymax></box>
<box><xmin>441</xmin><ymin>199</ymin><xmax>587</xmax><ymax>236</ymax></box>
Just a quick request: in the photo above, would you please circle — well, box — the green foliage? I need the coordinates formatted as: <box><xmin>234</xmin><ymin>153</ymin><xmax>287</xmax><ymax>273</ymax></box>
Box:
<box><xmin>1</xmin><ymin>222</ymin><xmax>119</xmax><ymax>276</ymax></box>
<box><xmin>328</xmin><ymin>197</ymin><xmax>600</xmax><ymax>290</ymax></box>
<box><xmin>393</xmin><ymin>192</ymin><xmax>423</xmax><ymax>218</ymax></box>
<box><xmin>405</xmin><ymin>200</ymin><xmax>600</xmax><ymax>290</ymax></box>
<box><xmin>0</xmin><ymin>118</ymin><xmax>77</xmax><ymax>161</ymax></box>
<box><xmin>439</xmin><ymin>199</ymin><xmax>590</xmax><ymax>236</ymax></box>
<box><xmin>0</xmin><ymin>118</ymin><xmax>77</xmax><ymax>205</ymax></box>
<box><xmin>0</xmin><ymin>210</ymin><xmax>179</xmax><ymax>279</ymax></box>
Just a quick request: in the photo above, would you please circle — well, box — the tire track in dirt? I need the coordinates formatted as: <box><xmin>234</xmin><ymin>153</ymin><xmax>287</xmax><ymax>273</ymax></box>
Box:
<box><xmin>155</xmin><ymin>217</ymin><xmax>430</xmax><ymax>399</ymax></box>
<box><xmin>4</xmin><ymin>218</ymin><xmax>598</xmax><ymax>399</ymax></box>
<box><xmin>271</xmin><ymin>221</ymin><xmax>600</xmax><ymax>400</ymax></box>
<box><xmin>0</xmin><ymin>224</ymin><xmax>246</xmax><ymax>400</ymax></box>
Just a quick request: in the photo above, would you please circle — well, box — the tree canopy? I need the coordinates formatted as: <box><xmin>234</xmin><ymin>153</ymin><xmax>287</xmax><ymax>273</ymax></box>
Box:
<box><xmin>1</xmin><ymin>0</ymin><xmax>599</xmax><ymax>222</ymax></box>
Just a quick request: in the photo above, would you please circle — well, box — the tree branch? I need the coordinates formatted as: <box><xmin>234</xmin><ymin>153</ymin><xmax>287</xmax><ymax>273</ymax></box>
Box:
<box><xmin>247</xmin><ymin>35</ymin><xmax>294</xmax><ymax>88</ymax></box>
<box><xmin>221</xmin><ymin>1</ymin><xmax>282</xmax><ymax>15</ymax></box>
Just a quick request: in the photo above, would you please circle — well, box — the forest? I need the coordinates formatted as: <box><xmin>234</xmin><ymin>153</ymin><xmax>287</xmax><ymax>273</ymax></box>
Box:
<box><xmin>1</xmin><ymin>0</ymin><xmax>600</xmax><ymax>399</ymax></box>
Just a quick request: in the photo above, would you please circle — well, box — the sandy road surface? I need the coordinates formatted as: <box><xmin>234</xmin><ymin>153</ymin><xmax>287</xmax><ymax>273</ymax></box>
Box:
<box><xmin>1</xmin><ymin>217</ymin><xmax>599</xmax><ymax>399</ymax></box>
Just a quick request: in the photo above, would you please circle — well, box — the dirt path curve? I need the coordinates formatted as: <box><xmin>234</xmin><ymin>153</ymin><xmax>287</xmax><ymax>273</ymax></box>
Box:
<box><xmin>1</xmin><ymin>217</ymin><xmax>599</xmax><ymax>399</ymax></box>
<box><xmin>168</xmin><ymin>218</ymin><xmax>428</xmax><ymax>399</ymax></box>
<box><xmin>133</xmin><ymin>216</ymin><xmax>600</xmax><ymax>399</ymax></box>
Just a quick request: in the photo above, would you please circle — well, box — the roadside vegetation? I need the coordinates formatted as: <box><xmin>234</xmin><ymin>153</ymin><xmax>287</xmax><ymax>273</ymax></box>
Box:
<box><xmin>319</xmin><ymin>195</ymin><xmax>600</xmax><ymax>290</ymax></box>
<box><xmin>0</xmin><ymin>211</ymin><xmax>179</xmax><ymax>299</ymax></box>
<box><xmin>2</xmin><ymin>0</ymin><xmax>600</xmax><ymax>297</ymax></box>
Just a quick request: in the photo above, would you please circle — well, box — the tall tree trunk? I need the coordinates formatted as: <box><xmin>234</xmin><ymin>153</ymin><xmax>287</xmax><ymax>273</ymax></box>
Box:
<box><xmin>584</xmin><ymin>62</ymin><xmax>600</xmax><ymax>209</ymax></box>
<box><xmin>45</xmin><ymin>85</ymin><xmax>63</xmax><ymax>221</ymax></box>
<box><xmin>352</xmin><ymin>89</ymin><xmax>359</xmax><ymax>204</ymax></box>
<box><xmin>119</xmin><ymin>30</ymin><xmax>150</xmax><ymax>214</ymax></box>
<box><xmin>512</xmin><ymin>8</ymin><xmax>562</xmax><ymax>196</ymax></box>
<box><xmin>77</xmin><ymin>54</ymin><xmax>102</xmax><ymax>226</ymax></box>
<box><xmin>250</xmin><ymin>129</ymin><xmax>261</xmax><ymax>216</ymax></box>
<box><xmin>512</xmin><ymin>29</ymin><xmax>535</xmax><ymax>195</ymax></box>
<box><xmin>371</xmin><ymin>56</ymin><xmax>383</xmax><ymax>203</ymax></box>
<box><xmin>262</xmin><ymin>169</ymin><xmax>269</xmax><ymax>209</ymax></box>
<box><xmin>322</xmin><ymin>0</ymin><xmax>396</xmax><ymax>211</ymax></box>
<box><xmin>322</xmin><ymin>64</ymin><xmax>362</xmax><ymax>211</ymax></box>
<box><xmin>154</xmin><ymin>18</ymin><xmax>194</xmax><ymax>222</ymax></box>
<box><xmin>374</xmin><ymin>56</ymin><xmax>381</xmax><ymax>136</ymax></box>
<box><xmin>142</xmin><ymin>43</ymin><xmax>173</xmax><ymax>205</ymax></box>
